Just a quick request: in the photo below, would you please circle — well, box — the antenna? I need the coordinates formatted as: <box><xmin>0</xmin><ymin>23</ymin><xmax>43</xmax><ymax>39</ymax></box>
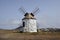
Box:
<box><xmin>32</xmin><ymin>7</ymin><xmax>40</xmax><ymax>15</ymax></box>
<box><xmin>19</xmin><ymin>7</ymin><xmax>26</xmax><ymax>14</ymax></box>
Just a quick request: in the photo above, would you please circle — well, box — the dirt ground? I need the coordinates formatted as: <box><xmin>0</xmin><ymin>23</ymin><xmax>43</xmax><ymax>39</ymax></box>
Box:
<box><xmin>0</xmin><ymin>30</ymin><xmax>60</xmax><ymax>40</ymax></box>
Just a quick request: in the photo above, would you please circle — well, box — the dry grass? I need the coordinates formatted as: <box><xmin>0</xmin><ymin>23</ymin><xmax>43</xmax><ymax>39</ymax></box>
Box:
<box><xmin>0</xmin><ymin>30</ymin><xmax>60</xmax><ymax>40</ymax></box>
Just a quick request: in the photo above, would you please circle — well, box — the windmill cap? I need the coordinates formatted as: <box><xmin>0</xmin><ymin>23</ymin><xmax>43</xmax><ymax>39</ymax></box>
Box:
<box><xmin>23</xmin><ymin>13</ymin><xmax>36</xmax><ymax>19</ymax></box>
<box><xmin>24</xmin><ymin>13</ymin><xmax>34</xmax><ymax>16</ymax></box>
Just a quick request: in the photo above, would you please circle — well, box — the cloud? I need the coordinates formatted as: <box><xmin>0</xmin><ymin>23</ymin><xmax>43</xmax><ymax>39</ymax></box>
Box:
<box><xmin>0</xmin><ymin>19</ymin><xmax>21</xmax><ymax>26</ymax></box>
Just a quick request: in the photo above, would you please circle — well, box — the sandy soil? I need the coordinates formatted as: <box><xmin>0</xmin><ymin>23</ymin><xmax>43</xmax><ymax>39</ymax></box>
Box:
<box><xmin>0</xmin><ymin>30</ymin><xmax>60</xmax><ymax>40</ymax></box>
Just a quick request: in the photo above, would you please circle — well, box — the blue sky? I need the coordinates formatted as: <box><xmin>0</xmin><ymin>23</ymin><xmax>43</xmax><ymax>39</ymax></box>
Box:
<box><xmin>0</xmin><ymin>0</ymin><xmax>60</xmax><ymax>29</ymax></box>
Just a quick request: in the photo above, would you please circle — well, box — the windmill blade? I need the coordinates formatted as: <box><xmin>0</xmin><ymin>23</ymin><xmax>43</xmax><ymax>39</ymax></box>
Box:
<box><xmin>19</xmin><ymin>7</ymin><xmax>26</xmax><ymax>14</ymax></box>
<box><xmin>32</xmin><ymin>7</ymin><xmax>40</xmax><ymax>15</ymax></box>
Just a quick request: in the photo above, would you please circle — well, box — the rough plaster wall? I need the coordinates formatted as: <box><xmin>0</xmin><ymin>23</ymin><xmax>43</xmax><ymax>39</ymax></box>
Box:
<box><xmin>22</xmin><ymin>19</ymin><xmax>37</xmax><ymax>32</ymax></box>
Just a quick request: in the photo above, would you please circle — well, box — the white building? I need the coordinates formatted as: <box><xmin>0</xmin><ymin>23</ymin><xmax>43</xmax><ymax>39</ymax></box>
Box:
<box><xmin>21</xmin><ymin>13</ymin><xmax>37</xmax><ymax>32</ymax></box>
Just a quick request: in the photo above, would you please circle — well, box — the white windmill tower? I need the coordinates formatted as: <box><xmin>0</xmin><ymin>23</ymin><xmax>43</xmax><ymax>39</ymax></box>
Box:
<box><xmin>19</xmin><ymin>7</ymin><xmax>39</xmax><ymax>32</ymax></box>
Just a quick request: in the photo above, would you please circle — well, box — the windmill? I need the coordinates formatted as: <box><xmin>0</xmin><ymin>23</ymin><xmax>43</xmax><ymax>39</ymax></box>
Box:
<box><xmin>19</xmin><ymin>7</ymin><xmax>40</xmax><ymax>32</ymax></box>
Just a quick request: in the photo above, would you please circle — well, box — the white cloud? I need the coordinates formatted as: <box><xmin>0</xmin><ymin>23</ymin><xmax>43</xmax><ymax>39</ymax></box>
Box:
<box><xmin>0</xmin><ymin>19</ymin><xmax>21</xmax><ymax>26</ymax></box>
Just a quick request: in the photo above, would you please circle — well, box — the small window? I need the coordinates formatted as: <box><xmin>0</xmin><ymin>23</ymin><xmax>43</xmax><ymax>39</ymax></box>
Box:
<box><xmin>23</xmin><ymin>22</ymin><xmax>25</xmax><ymax>27</ymax></box>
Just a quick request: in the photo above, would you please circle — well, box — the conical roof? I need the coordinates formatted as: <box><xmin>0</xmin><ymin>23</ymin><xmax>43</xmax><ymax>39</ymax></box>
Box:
<box><xmin>22</xmin><ymin>13</ymin><xmax>36</xmax><ymax>20</ymax></box>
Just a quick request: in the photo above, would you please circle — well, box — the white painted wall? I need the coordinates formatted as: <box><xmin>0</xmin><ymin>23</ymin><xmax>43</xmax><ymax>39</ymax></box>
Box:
<box><xmin>22</xmin><ymin>19</ymin><xmax>37</xmax><ymax>32</ymax></box>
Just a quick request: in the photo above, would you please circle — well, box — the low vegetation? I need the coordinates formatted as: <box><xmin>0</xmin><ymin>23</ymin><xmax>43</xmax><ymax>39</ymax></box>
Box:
<box><xmin>0</xmin><ymin>29</ymin><xmax>60</xmax><ymax>40</ymax></box>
